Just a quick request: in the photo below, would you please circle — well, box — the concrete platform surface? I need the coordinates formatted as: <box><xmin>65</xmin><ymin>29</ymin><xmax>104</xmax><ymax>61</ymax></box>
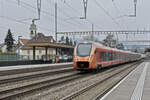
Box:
<box><xmin>100</xmin><ymin>62</ymin><xmax>150</xmax><ymax>100</ymax></box>
<box><xmin>0</xmin><ymin>62</ymin><xmax>73</xmax><ymax>71</ymax></box>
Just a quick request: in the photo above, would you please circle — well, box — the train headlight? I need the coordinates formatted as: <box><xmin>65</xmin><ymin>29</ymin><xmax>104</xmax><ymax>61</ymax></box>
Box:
<box><xmin>74</xmin><ymin>56</ymin><xmax>77</xmax><ymax>59</ymax></box>
<box><xmin>74</xmin><ymin>56</ymin><xmax>78</xmax><ymax>60</ymax></box>
<box><xmin>89</xmin><ymin>55</ymin><xmax>92</xmax><ymax>59</ymax></box>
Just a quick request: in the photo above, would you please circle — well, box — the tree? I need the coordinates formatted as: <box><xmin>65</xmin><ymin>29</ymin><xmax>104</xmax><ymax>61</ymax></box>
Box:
<box><xmin>83</xmin><ymin>35</ymin><xmax>98</xmax><ymax>42</ymax></box>
<box><xmin>58</xmin><ymin>36</ymin><xmax>65</xmax><ymax>44</ymax></box>
<box><xmin>116</xmin><ymin>43</ymin><xmax>124</xmax><ymax>50</ymax></box>
<box><xmin>61</xmin><ymin>36</ymin><xmax>64</xmax><ymax>41</ymax></box>
<box><xmin>69</xmin><ymin>38</ymin><xmax>73</xmax><ymax>46</ymax></box>
<box><xmin>74</xmin><ymin>41</ymin><xmax>76</xmax><ymax>46</ymax></box>
<box><xmin>103</xmin><ymin>34</ymin><xmax>117</xmax><ymax>48</ymax></box>
<box><xmin>4</xmin><ymin>29</ymin><xmax>14</xmax><ymax>52</ymax></box>
<box><xmin>66</xmin><ymin>36</ymin><xmax>69</xmax><ymax>45</ymax></box>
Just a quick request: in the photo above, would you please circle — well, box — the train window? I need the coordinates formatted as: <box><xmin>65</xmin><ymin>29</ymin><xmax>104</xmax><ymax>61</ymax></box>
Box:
<box><xmin>108</xmin><ymin>52</ymin><xmax>113</xmax><ymax>60</ymax></box>
<box><xmin>116</xmin><ymin>53</ymin><xmax>118</xmax><ymax>59</ymax></box>
<box><xmin>100</xmin><ymin>52</ymin><xmax>105</xmax><ymax>61</ymax></box>
<box><xmin>100</xmin><ymin>52</ymin><xmax>114</xmax><ymax>62</ymax></box>
<box><xmin>112</xmin><ymin>53</ymin><xmax>115</xmax><ymax>60</ymax></box>
<box><xmin>77</xmin><ymin>43</ymin><xmax>92</xmax><ymax>57</ymax></box>
<box><xmin>110</xmin><ymin>53</ymin><xmax>113</xmax><ymax>60</ymax></box>
<box><xmin>105</xmin><ymin>52</ymin><xmax>108</xmax><ymax>61</ymax></box>
<box><xmin>115</xmin><ymin>53</ymin><xmax>117</xmax><ymax>60</ymax></box>
<box><xmin>95</xmin><ymin>50</ymin><xmax>97</xmax><ymax>54</ymax></box>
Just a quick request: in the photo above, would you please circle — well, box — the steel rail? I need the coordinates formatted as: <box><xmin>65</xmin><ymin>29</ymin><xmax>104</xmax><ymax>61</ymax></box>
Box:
<box><xmin>60</xmin><ymin>61</ymin><xmax>142</xmax><ymax>100</ymax></box>
<box><xmin>94</xmin><ymin>62</ymin><xmax>143</xmax><ymax>100</ymax></box>
<box><xmin>0</xmin><ymin>61</ymin><xmax>142</xmax><ymax>100</ymax></box>
<box><xmin>0</xmin><ymin>73</ymin><xmax>80</xmax><ymax>99</ymax></box>
<box><xmin>0</xmin><ymin>64</ymin><xmax>73</xmax><ymax>76</ymax></box>
<box><xmin>0</xmin><ymin>67</ymin><xmax>74</xmax><ymax>84</ymax></box>
<box><xmin>0</xmin><ymin>63</ymin><xmax>126</xmax><ymax>99</ymax></box>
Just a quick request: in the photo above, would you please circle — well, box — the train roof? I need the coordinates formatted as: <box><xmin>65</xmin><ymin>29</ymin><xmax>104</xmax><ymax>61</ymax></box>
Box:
<box><xmin>78</xmin><ymin>41</ymin><xmax>140</xmax><ymax>55</ymax></box>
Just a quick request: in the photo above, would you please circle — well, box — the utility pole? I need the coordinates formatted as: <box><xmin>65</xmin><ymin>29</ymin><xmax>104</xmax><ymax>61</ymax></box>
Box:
<box><xmin>18</xmin><ymin>35</ymin><xmax>22</xmax><ymax>57</ymax></box>
<box><xmin>92</xmin><ymin>24</ymin><xmax>94</xmax><ymax>33</ymax></box>
<box><xmin>91</xmin><ymin>24</ymin><xmax>94</xmax><ymax>40</ymax></box>
<box><xmin>129</xmin><ymin>0</ymin><xmax>137</xmax><ymax>17</ymax></box>
<box><xmin>149</xmin><ymin>25</ymin><xmax>150</xmax><ymax>48</ymax></box>
<box><xmin>55</xmin><ymin>3</ymin><xmax>58</xmax><ymax>42</ymax></box>
<box><xmin>81</xmin><ymin>0</ymin><xmax>88</xmax><ymax>19</ymax></box>
<box><xmin>112</xmin><ymin>0</ymin><xmax>137</xmax><ymax>17</ymax></box>
<box><xmin>17</xmin><ymin>0</ymin><xmax>20</xmax><ymax>5</ymax></box>
<box><xmin>30</xmin><ymin>0</ymin><xmax>41</xmax><ymax>38</ymax></box>
<box><xmin>134</xmin><ymin>0</ymin><xmax>137</xmax><ymax>17</ymax></box>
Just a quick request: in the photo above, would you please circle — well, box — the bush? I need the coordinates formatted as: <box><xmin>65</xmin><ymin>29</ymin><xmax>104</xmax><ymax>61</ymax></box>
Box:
<box><xmin>0</xmin><ymin>52</ymin><xmax>17</xmax><ymax>55</ymax></box>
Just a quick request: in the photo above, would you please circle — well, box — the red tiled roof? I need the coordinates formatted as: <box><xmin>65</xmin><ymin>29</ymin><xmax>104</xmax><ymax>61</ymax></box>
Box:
<box><xmin>28</xmin><ymin>33</ymin><xmax>55</xmax><ymax>43</ymax></box>
<box><xmin>26</xmin><ymin>33</ymin><xmax>74</xmax><ymax>49</ymax></box>
<box><xmin>20</xmin><ymin>38</ymin><xmax>29</xmax><ymax>45</ymax></box>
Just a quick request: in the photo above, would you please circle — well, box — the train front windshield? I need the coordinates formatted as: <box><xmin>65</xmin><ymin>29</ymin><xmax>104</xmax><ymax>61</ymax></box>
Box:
<box><xmin>77</xmin><ymin>43</ymin><xmax>92</xmax><ymax>57</ymax></box>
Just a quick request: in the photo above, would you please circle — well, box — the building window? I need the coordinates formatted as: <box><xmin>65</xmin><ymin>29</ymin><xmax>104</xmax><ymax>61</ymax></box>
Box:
<box><xmin>27</xmin><ymin>50</ymin><xmax>30</xmax><ymax>55</ymax></box>
<box><xmin>39</xmin><ymin>50</ymin><xmax>42</xmax><ymax>54</ymax></box>
<box><xmin>51</xmin><ymin>39</ymin><xmax>53</xmax><ymax>43</ymax></box>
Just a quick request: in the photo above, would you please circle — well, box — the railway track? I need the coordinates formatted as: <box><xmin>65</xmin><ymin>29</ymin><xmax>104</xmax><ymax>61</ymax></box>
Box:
<box><xmin>23</xmin><ymin>61</ymin><xmax>142</xmax><ymax>100</ymax></box>
<box><xmin>0</xmin><ymin>67</ymin><xmax>74</xmax><ymax>85</ymax></box>
<box><xmin>60</xmin><ymin>61</ymin><xmax>142</xmax><ymax>100</ymax></box>
<box><xmin>0</xmin><ymin>65</ymin><xmax>76</xmax><ymax>99</ymax></box>
<box><xmin>0</xmin><ymin>61</ymin><xmax>142</xmax><ymax>100</ymax></box>
<box><xmin>0</xmin><ymin>63</ymin><xmax>126</xmax><ymax>100</ymax></box>
<box><xmin>0</xmin><ymin>72</ymin><xmax>81</xmax><ymax>100</ymax></box>
<box><xmin>0</xmin><ymin>63</ymin><xmax>73</xmax><ymax>76</ymax></box>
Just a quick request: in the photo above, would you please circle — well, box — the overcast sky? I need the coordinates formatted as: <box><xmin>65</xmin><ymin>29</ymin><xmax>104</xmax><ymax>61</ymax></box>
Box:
<box><xmin>0</xmin><ymin>0</ymin><xmax>150</xmax><ymax>44</ymax></box>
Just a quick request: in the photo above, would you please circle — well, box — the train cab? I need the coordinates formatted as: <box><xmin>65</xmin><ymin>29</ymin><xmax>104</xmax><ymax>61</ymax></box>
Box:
<box><xmin>74</xmin><ymin>42</ymin><xmax>98</xmax><ymax>70</ymax></box>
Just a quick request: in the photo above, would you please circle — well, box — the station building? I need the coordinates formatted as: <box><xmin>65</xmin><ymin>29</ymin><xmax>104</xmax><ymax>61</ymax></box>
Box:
<box><xmin>19</xmin><ymin>33</ymin><xmax>56</xmax><ymax>60</ymax></box>
<box><xmin>19</xmin><ymin>33</ymin><xmax>74</xmax><ymax>60</ymax></box>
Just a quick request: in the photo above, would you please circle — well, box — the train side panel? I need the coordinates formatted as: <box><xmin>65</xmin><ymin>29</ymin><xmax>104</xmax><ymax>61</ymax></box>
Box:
<box><xmin>74</xmin><ymin>42</ymin><xmax>141</xmax><ymax>71</ymax></box>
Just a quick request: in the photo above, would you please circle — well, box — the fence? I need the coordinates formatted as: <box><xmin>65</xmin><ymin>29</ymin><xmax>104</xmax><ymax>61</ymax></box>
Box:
<box><xmin>0</xmin><ymin>54</ymin><xmax>19</xmax><ymax>61</ymax></box>
<box><xmin>0</xmin><ymin>54</ymin><xmax>36</xmax><ymax>61</ymax></box>
<box><xmin>0</xmin><ymin>54</ymin><xmax>73</xmax><ymax>62</ymax></box>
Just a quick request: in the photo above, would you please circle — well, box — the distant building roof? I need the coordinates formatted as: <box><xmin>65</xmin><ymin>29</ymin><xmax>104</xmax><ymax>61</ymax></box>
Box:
<box><xmin>26</xmin><ymin>33</ymin><xmax>74</xmax><ymax>49</ymax></box>
<box><xmin>29</xmin><ymin>33</ymin><xmax>55</xmax><ymax>43</ymax></box>
<box><xmin>20</xmin><ymin>38</ymin><xmax>29</xmax><ymax>45</ymax></box>
<box><xmin>22</xmin><ymin>33</ymin><xmax>58</xmax><ymax>50</ymax></box>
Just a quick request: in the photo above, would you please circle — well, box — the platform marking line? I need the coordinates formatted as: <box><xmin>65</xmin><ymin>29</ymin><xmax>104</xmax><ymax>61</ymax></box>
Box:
<box><xmin>99</xmin><ymin>62</ymin><xmax>145</xmax><ymax>100</ymax></box>
<box><xmin>0</xmin><ymin>62</ymin><xmax>73</xmax><ymax>71</ymax></box>
<box><xmin>130</xmin><ymin>62</ymin><xmax>148</xmax><ymax>100</ymax></box>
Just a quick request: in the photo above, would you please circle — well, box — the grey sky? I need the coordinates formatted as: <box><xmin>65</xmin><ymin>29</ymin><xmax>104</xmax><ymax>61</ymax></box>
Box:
<box><xmin>0</xmin><ymin>0</ymin><xmax>150</xmax><ymax>44</ymax></box>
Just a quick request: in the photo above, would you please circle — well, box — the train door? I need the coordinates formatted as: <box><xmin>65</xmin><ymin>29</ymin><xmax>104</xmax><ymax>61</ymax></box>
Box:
<box><xmin>95</xmin><ymin>49</ymin><xmax>99</xmax><ymax>68</ymax></box>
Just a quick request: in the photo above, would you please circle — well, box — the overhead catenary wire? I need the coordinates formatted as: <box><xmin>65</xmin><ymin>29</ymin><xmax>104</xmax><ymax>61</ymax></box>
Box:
<box><xmin>61</xmin><ymin>0</ymin><xmax>102</xmax><ymax>30</ymax></box>
<box><xmin>112</xmin><ymin>1</ymin><xmax>122</xmax><ymax>17</ymax></box>
<box><xmin>46</xmin><ymin>0</ymin><xmax>88</xmax><ymax>28</ymax></box>
<box><xmin>32</xmin><ymin>0</ymin><xmax>41</xmax><ymax>22</ymax></box>
<box><xmin>7</xmin><ymin>0</ymin><xmax>77</xmax><ymax>30</ymax></box>
<box><xmin>94</xmin><ymin>0</ymin><xmax>122</xmax><ymax>29</ymax></box>
<box><xmin>94</xmin><ymin>0</ymin><xmax>121</xmax><ymax>41</ymax></box>
<box><xmin>9</xmin><ymin>0</ymin><xmax>84</xmax><ymax>30</ymax></box>
<box><xmin>112</xmin><ymin>1</ymin><xmax>129</xmax><ymax>31</ymax></box>
<box><xmin>11</xmin><ymin>0</ymin><xmax>84</xmax><ymax>30</ymax></box>
<box><xmin>0</xmin><ymin>16</ymin><xmax>53</xmax><ymax>32</ymax></box>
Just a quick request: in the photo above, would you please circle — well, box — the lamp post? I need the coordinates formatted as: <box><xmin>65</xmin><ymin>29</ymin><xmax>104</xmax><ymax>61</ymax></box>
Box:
<box><xmin>54</xmin><ymin>1</ymin><xmax>58</xmax><ymax>57</ymax></box>
<box><xmin>18</xmin><ymin>36</ymin><xmax>22</xmax><ymax>57</ymax></box>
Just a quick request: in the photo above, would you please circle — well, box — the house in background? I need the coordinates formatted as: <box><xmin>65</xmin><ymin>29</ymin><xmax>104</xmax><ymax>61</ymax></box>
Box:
<box><xmin>0</xmin><ymin>43</ymin><xmax>17</xmax><ymax>53</ymax></box>
<box><xmin>19</xmin><ymin>33</ymin><xmax>56</xmax><ymax>60</ymax></box>
<box><xmin>0</xmin><ymin>43</ymin><xmax>7</xmax><ymax>52</ymax></box>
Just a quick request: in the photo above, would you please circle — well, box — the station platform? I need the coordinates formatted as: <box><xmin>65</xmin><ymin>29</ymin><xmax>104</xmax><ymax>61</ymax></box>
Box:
<box><xmin>0</xmin><ymin>62</ymin><xmax>73</xmax><ymax>71</ymax></box>
<box><xmin>100</xmin><ymin>61</ymin><xmax>150</xmax><ymax>100</ymax></box>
